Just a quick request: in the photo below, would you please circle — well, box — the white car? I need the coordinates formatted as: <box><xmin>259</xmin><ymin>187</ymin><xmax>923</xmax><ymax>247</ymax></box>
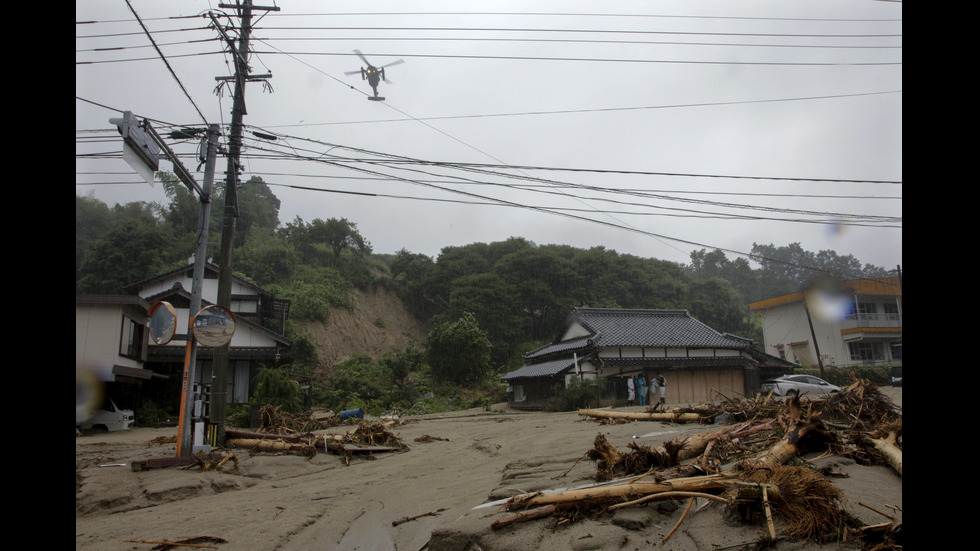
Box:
<box><xmin>761</xmin><ymin>375</ymin><xmax>841</xmax><ymax>397</ymax></box>
<box><xmin>79</xmin><ymin>397</ymin><xmax>135</xmax><ymax>432</ymax></box>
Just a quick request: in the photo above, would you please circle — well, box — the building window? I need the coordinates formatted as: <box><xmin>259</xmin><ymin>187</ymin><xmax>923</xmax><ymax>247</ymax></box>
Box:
<box><xmin>883</xmin><ymin>302</ymin><xmax>901</xmax><ymax>321</ymax></box>
<box><xmin>856</xmin><ymin>301</ymin><xmax>878</xmax><ymax>321</ymax></box>
<box><xmin>119</xmin><ymin>315</ymin><xmax>144</xmax><ymax>359</ymax></box>
<box><xmin>848</xmin><ymin>341</ymin><xmax>883</xmax><ymax>362</ymax></box>
<box><xmin>889</xmin><ymin>342</ymin><xmax>903</xmax><ymax>361</ymax></box>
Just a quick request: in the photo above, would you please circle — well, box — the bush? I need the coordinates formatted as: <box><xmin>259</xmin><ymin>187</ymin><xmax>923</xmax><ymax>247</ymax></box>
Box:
<box><xmin>546</xmin><ymin>377</ymin><xmax>606</xmax><ymax>412</ymax></box>
<box><xmin>250</xmin><ymin>366</ymin><xmax>304</xmax><ymax>413</ymax></box>
<box><xmin>136</xmin><ymin>399</ymin><xmax>170</xmax><ymax>427</ymax></box>
<box><xmin>426</xmin><ymin>313</ymin><xmax>492</xmax><ymax>385</ymax></box>
<box><xmin>226</xmin><ymin>403</ymin><xmax>252</xmax><ymax>428</ymax></box>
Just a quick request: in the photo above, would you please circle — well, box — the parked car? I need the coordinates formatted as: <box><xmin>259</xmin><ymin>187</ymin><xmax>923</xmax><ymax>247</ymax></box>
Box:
<box><xmin>760</xmin><ymin>375</ymin><xmax>841</xmax><ymax>397</ymax></box>
<box><xmin>78</xmin><ymin>396</ymin><xmax>135</xmax><ymax>432</ymax></box>
<box><xmin>890</xmin><ymin>366</ymin><xmax>902</xmax><ymax>387</ymax></box>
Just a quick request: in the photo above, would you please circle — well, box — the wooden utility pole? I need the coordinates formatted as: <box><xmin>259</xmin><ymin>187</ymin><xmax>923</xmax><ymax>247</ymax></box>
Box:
<box><xmin>210</xmin><ymin>1</ymin><xmax>278</xmax><ymax>446</ymax></box>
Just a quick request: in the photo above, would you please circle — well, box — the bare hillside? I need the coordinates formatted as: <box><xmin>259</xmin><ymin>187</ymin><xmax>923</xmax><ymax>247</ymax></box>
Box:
<box><xmin>292</xmin><ymin>285</ymin><xmax>429</xmax><ymax>368</ymax></box>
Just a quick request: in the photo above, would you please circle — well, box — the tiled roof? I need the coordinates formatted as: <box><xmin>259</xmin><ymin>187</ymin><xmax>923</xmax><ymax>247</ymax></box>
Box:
<box><xmin>501</xmin><ymin>357</ymin><xmax>580</xmax><ymax>380</ymax></box>
<box><xmin>598</xmin><ymin>356</ymin><xmax>756</xmax><ymax>369</ymax></box>
<box><xmin>524</xmin><ymin>336</ymin><xmax>592</xmax><ymax>359</ymax></box>
<box><xmin>571</xmin><ymin>308</ymin><xmax>751</xmax><ymax>349</ymax></box>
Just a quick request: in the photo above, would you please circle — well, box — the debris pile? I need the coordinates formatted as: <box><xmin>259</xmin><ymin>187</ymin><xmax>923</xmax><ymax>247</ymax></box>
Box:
<box><xmin>224</xmin><ymin>419</ymin><xmax>410</xmax><ymax>464</ymax></box>
<box><xmin>257</xmin><ymin>405</ymin><xmax>333</xmax><ymax>434</ymax></box>
<box><xmin>322</xmin><ymin>422</ymin><xmax>410</xmax><ymax>465</ymax></box>
<box><xmin>494</xmin><ymin>377</ymin><xmax>902</xmax><ymax>548</ymax></box>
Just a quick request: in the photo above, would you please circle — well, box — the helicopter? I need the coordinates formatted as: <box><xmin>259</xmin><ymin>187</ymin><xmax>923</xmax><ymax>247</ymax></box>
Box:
<box><xmin>344</xmin><ymin>49</ymin><xmax>404</xmax><ymax>101</ymax></box>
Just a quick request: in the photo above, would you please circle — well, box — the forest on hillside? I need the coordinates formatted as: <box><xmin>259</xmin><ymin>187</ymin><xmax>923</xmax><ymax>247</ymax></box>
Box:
<box><xmin>76</xmin><ymin>175</ymin><xmax>895</xmax><ymax>413</ymax></box>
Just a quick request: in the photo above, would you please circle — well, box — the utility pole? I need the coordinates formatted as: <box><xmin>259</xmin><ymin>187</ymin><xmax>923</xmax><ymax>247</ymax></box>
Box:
<box><xmin>111</xmin><ymin>113</ymin><xmax>221</xmax><ymax>457</ymax></box>
<box><xmin>175</xmin><ymin>123</ymin><xmax>221</xmax><ymax>457</ymax></box>
<box><xmin>209</xmin><ymin>1</ymin><xmax>278</xmax><ymax>445</ymax></box>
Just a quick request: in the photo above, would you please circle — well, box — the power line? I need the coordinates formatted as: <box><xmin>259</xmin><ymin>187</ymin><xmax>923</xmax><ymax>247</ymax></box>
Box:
<box><xmin>259</xmin><ymin>90</ymin><xmax>901</xmax><ymax>129</ymax></box>
<box><xmin>79</xmin><ymin>11</ymin><xmax>904</xmax><ymax>24</ymax></box>
<box><xmin>230</xmin><ymin>135</ymin><xmax>900</xmax><ymax>226</ymax></box>
<box><xmin>251</xmin><ymin>24</ymin><xmax>902</xmax><ymax>39</ymax></box>
<box><xmin>250</xmin><ymin>49</ymin><xmax>901</xmax><ymax>67</ymax></box>
<box><xmin>122</xmin><ymin>0</ymin><xmax>209</xmax><ymax>124</ymax></box>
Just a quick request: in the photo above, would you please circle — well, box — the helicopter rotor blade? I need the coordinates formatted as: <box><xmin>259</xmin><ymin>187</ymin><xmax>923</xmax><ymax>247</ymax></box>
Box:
<box><xmin>343</xmin><ymin>70</ymin><xmax>361</xmax><ymax>76</ymax></box>
<box><xmin>353</xmin><ymin>49</ymin><xmax>372</xmax><ymax>67</ymax></box>
<box><xmin>380</xmin><ymin>59</ymin><xmax>405</xmax><ymax>69</ymax></box>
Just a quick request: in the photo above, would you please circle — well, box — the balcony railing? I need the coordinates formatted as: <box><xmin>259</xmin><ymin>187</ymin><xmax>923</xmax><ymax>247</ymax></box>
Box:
<box><xmin>841</xmin><ymin>312</ymin><xmax>902</xmax><ymax>330</ymax></box>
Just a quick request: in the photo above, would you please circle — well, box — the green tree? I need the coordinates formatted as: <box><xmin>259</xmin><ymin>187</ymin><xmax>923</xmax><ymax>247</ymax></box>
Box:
<box><xmin>685</xmin><ymin>278</ymin><xmax>749</xmax><ymax>336</ymax></box>
<box><xmin>426</xmin><ymin>313</ymin><xmax>493</xmax><ymax>385</ymax></box>
<box><xmin>269</xmin><ymin>265</ymin><xmax>352</xmax><ymax>322</ymax></box>
<box><xmin>234</xmin><ymin>176</ymin><xmax>281</xmax><ymax>242</ymax></box>
<box><xmin>235</xmin><ymin>229</ymin><xmax>300</xmax><ymax>286</ymax></box>
<box><xmin>689</xmin><ymin>248</ymin><xmax>762</xmax><ymax>302</ymax></box>
<box><xmin>280</xmin><ymin>216</ymin><xmax>372</xmax><ymax>266</ymax></box>
<box><xmin>446</xmin><ymin>272</ymin><xmax>523</xmax><ymax>366</ymax></box>
<box><xmin>250</xmin><ymin>366</ymin><xmax>303</xmax><ymax>413</ymax></box>
<box><xmin>389</xmin><ymin>248</ymin><xmax>438</xmax><ymax>318</ymax></box>
<box><xmin>325</xmin><ymin>354</ymin><xmax>392</xmax><ymax>406</ymax></box>
<box><xmin>493</xmin><ymin>247</ymin><xmax>583</xmax><ymax>340</ymax></box>
<box><xmin>423</xmin><ymin>243</ymin><xmax>492</xmax><ymax>309</ymax></box>
<box><xmin>750</xmin><ymin>242</ymin><xmax>893</xmax><ymax>293</ymax></box>
<box><xmin>76</xmin><ymin>193</ymin><xmax>115</xmax><ymax>284</ymax></box>
<box><xmin>76</xmin><ymin>217</ymin><xmax>175</xmax><ymax>294</ymax></box>
<box><xmin>319</xmin><ymin>217</ymin><xmax>372</xmax><ymax>258</ymax></box>
<box><xmin>159</xmin><ymin>173</ymin><xmax>201</xmax><ymax>237</ymax></box>
<box><xmin>208</xmin><ymin>176</ymin><xmax>281</xmax><ymax>249</ymax></box>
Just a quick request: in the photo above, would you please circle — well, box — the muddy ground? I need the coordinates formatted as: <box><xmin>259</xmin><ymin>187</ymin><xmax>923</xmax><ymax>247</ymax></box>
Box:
<box><xmin>76</xmin><ymin>387</ymin><xmax>902</xmax><ymax>551</ymax></box>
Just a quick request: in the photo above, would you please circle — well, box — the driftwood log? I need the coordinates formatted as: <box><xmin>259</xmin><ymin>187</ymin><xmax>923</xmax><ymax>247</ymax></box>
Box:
<box><xmin>225</xmin><ymin>438</ymin><xmax>317</xmax><ymax>456</ymax></box>
<box><xmin>577</xmin><ymin>408</ymin><xmax>704</xmax><ymax>423</ymax></box>
<box><xmin>869</xmin><ymin>428</ymin><xmax>903</xmax><ymax>476</ymax></box>
<box><xmin>505</xmin><ymin>472</ymin><xmax>737</xmax><ymax>511</ymax></box>
<box><xmin>494</xmin><ymin>379</ymin><xmax>899</xmax><ymax>542</ymax></box>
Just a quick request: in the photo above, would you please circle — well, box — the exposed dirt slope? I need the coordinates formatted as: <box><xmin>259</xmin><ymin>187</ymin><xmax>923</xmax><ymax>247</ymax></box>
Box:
<box><xmin>292</xmin><ymin>285</ymin><xmax>429</xmax><ymax>368</ymax></box>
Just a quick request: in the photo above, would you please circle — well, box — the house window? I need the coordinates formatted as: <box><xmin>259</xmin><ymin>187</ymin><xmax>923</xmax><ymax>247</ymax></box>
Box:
<box><xmin>883</xmin><ymin>302</ymin><xmax>901</xmax><ymax>321</ymax></box>
<box><xmin>856</xmin><ymin>301</ymin><xmax>878</xmax><ymax>321</ymax></box>
<box><xmin>119</xmin><ymin>315</ymin><xmax>144</xmax><ymax>359</ymax></box>
<box><xmin>848</xmin><ymin>341</ymin><xmax>883</xmax><ymax>362</ymax></box>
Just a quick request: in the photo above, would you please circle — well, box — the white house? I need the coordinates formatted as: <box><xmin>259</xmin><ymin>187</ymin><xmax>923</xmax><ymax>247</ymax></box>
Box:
<box><xmin>748</xmin><ymin>277</ymin><xmax>902</xmax><ymax>369</ymax></box>
<box><xmin>123</xmin><ymin>261</ymin><xmax>293</xmax><ymax>412</ymax></box>
<box><xmin>76</xmin><ymin>294</ymin><xmax>156</xmax><ymax>420</ymax></box>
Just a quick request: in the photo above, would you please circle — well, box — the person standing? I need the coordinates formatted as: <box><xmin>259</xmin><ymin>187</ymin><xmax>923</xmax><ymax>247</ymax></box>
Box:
<box><xmin>649</xmin><ymin>375</ymin><xmax>660</xmax><ymax>411</ymax></box>
<box><xmin>626</xmin><ymin>375</ymin><xmax>636</xmax><ymax>406</ymax></box>
<box><xmin>636</xmin><ymin>374</ymin><xmax>647</xmax><ymax>407</ymax></box>
<box><xmin>656</xmin><ymin>373</ymin><xmax>667</xmax><ymax>409</ymax></box>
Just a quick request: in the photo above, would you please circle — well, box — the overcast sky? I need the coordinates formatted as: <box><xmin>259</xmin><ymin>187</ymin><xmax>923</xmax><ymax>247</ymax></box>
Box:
<box><xmin>76</xmin><ymin>0</ymin><xmax>902</xmax><ymax>272</ymax></box>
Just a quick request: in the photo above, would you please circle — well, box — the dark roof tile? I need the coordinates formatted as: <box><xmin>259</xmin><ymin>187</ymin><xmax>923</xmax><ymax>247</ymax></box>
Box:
<box><xmin>571</xmin><ymin>307</ymin><xmax>750</xmax><ymax>349</ymax></box>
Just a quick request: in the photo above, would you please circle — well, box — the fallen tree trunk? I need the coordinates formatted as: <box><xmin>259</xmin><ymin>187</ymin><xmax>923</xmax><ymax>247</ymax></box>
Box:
<box><xmin>739</xmin><ymin>420</ymin><xmax>818</xmax><ymax>471</ymax></box>
<box><xmin>577</xmin><ymin>408</ymin><xmax>704</xmax><ymax>423</ymax></box>
<box><xmin>505</xmin><ymin>472</ymin><xmax>737</xmax><ymax>511</ymax></box>
<box><xmin>225</xmin><ymin>438</ymin><xmax>317</xmax><ymax>456</ymax></box>
<box><xmin>869</xmin><ymin>430</ymin><xmax>902</xmax><ymax>476</ymax></box>
<box><xmin>492</xmin><ymin>505</ymin><xmax>558</xmax><ymax>530</ymax></box>
<box><xmin>225</xmin><ymin>429</ymin><xmax>318</xmax><ymax>444</ymax></box>
<box><xmin>130</xmin><ymin>454</ymin><xmax>227</xmax><ymax>471</ymax></box>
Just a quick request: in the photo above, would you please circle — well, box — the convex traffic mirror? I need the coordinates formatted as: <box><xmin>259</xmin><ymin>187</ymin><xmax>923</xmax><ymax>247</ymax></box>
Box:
<box><xmin>147</xmin><ymin>301</ymin><xmax>177</xmax><ymax>345</ymax></box>
<box><xmin>193</xmin><ymin>305</ymin><xmax>236</xmax><ymax>348</ymax></box>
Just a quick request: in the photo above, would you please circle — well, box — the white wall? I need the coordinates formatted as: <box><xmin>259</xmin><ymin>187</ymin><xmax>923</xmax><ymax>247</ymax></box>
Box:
<box><xmin>76</xmin><ymin>303</ymin><xmax>140</xmax><ymax>381</ymax></box>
